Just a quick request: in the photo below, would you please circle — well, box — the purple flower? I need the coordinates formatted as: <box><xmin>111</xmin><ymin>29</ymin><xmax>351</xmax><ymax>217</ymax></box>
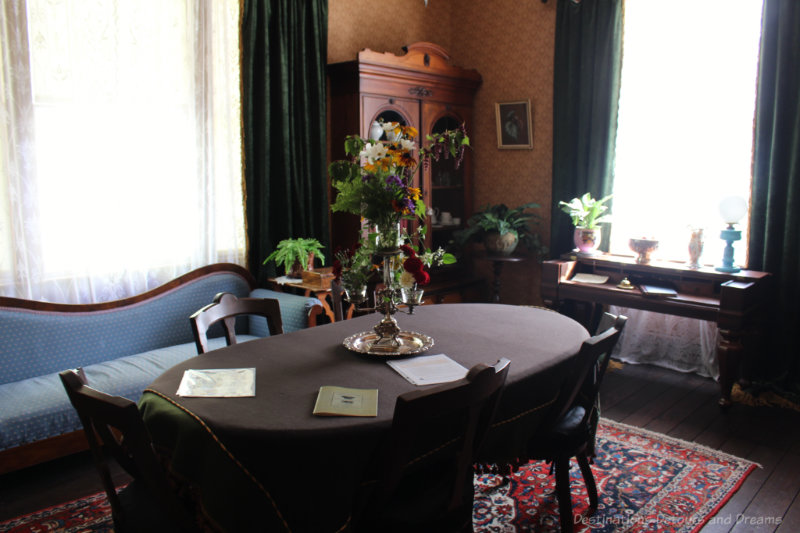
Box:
<box><xmin>384</xmin><ymin>174</ymin><xmax>403</xmax><ymax>189</ymax></box>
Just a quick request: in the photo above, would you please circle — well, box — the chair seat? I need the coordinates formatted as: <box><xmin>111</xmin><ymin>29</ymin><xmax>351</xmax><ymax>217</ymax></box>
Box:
<box><xmin>528</xmin><ymin>406</ymin><xmax>591</xmax><ymax>458</ymax></box>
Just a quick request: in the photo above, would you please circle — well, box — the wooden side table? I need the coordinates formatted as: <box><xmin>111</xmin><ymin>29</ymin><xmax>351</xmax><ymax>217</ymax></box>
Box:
<box><xmin>476</xmin><ymin>254</ymin><xmax>529</xmax><ymax>303</ymax></box>
<box><xmin>268</xmin><ymin>268</ymin><xmax>338</xmax><ymax>323</ymax></box>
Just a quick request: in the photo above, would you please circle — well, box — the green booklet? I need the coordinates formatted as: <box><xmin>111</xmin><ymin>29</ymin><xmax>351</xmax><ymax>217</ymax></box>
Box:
<box><xmin>313</xmin><ymin>386</ymin><xmax>378</xmax><ymax>417</ymax></box>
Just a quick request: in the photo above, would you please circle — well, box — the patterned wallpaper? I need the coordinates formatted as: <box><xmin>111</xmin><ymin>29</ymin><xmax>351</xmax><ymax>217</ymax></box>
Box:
<box><xmin>328</xmin><ymin>0</ymin><xmax>556</xmax><ymax>305</ymax></box>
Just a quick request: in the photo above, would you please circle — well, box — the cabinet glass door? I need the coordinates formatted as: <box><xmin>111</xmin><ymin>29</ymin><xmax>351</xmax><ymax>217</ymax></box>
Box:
<box><xmin>428</xmin><ymin>115</ymin><xmax>465</xmax><ymax>251</ymax></box>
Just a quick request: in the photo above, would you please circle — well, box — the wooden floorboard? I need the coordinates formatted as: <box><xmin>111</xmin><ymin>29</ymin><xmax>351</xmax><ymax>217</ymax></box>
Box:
<box><xmin>775</xmin><ymin>490</ymin><xmax>800</xmax><ymax>533</ymax></box>
<box><xmin>2</xmin><ymin>361</ymin><xmax>799</xmax><ymax>531</ymax></box>
<box><xmin>729</xmin><ymin>450</ymin><xmax>800</xmax><ymax>533</ymax></box>
<box><xmin>700</xmin><ymin>444</ymin><xmax>784</xmax><ymax>533</ymax></box>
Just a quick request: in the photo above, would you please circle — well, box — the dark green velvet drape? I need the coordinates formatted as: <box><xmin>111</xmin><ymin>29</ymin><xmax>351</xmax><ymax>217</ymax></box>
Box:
<box><xmin>241</xmin><ymin>0</ymin><xmax>329</xmax><ymax>285</ymax></box>
<box><xmin>551</xmin><ymin>0</ymin><xmax>623</xmax><ymax>258</ymax></box>
<box><xmin>749</xmin><ymin>0</ymin><xmax>800</xmax><ymax>385</ymax></box>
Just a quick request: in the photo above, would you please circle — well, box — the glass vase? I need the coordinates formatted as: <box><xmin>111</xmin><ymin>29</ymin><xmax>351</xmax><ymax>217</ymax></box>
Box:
<box><xmin>401</xmin><ymin>287</ymin><xmax>424</xmax><ymax>305</ymax></box>
<box><xmin>341</xmin><ymin>277</ymin><xmax>367</xmax><ymax>304</ymax></box>
<box><xmin>687</xmin><ymin>227</ymin><xmax>704</xmax><ymax>269</ymax></box>
<box><xmin>373</xmin><ymin>221</ymin><xmax>401</xmax><ymax>252</ymax></box>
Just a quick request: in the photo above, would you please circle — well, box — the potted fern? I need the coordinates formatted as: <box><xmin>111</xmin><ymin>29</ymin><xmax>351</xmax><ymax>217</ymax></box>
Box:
<box><xmin>454</xmin><ymin>202</ymin><xmax>545</xmax><ymax>256</ymax></box>
<box><xmin>263</xmin><ymin>238</ymin><xmax>325</xmax><ymax>278</ymax></box>
<box><xmin>558</xmin><ymin>193</ymin><xmax>612</xmax><ymax>254</ymax></box>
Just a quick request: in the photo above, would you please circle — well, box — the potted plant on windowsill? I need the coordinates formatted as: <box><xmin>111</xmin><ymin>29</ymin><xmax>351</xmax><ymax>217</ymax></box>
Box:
<box><xmin>263</xmin><ymin>238</ymin><xmax>325</xmax><ymax>279</ymax></box>
<box><xmin>454</xmin><ymin>202</ymin><xmax>546</xmax><ymax>257</ymax></box>
<box><xmin>559</xmin><ymin>193</ymin><xmax>612</xmax><ymax>255</ymax></box>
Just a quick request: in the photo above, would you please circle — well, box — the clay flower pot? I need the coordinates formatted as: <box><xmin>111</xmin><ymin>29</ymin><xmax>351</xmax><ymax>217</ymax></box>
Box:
<box><xmin>288</xmin><ymin>253</ymin><xmax>315</xmax><ymax>279</ymax></box>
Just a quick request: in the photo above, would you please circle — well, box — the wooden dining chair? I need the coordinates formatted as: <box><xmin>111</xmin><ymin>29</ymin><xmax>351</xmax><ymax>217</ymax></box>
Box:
<box><xmin>59</xmin><ymin>369</ymin><xmax>199</xmax><ymax>533</ymax></box>
<box><xmin>330</xmin><ymin>279</ymin><xmax>347</xmax><ymax>321</ymax></box>
<box><xmin>190</xmin><ymin>291</ymin><xmax>283</xmax><ymax>353</ymax></box>
<box><xmin>526</xmin><ymin>314</ymin><xmax>627</xmax><ymax>533</ymax></box>
<box><xmin>355</xmin><ymin>358</ymin><xmax>511</xmax><ymax>533</ymax></box>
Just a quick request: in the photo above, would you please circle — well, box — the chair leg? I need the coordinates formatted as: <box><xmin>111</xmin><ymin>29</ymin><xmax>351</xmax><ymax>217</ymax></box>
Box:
<box><xmin>554</xmin><ymin>457</ymin><xmax>574</xmax><ymax>533</ymax></box>
<box><xmin>577</xmin><ymin>452</ymin><xmax>598</xmax><ymax>514</ymax></box>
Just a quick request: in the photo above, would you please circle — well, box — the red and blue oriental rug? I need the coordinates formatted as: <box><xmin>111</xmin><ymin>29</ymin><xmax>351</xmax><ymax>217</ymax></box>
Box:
<box><xmin>1</xmin><ymin>419</ymin><xmax>756</xmax><ymax>532</ymax></box>
<box><xmin>474</xmin><ymin>418</ymin><xmax>758</xmax><ymax>532</ymax></box>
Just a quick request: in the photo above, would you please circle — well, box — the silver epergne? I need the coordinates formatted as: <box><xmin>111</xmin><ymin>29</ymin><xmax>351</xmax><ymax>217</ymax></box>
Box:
<box><xmin>342</xmin><ymin>249</ymin><xmax>433</xmax><ymax>357</ymax></box>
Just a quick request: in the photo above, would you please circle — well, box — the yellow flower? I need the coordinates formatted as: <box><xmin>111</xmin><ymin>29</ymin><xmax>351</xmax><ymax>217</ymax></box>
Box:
<box><xmin>408</xmin><ymin>187</ymin><xmax>421</xmax><ymax>200</ymax></box>
<box><xmin>398</xmin><ymin>152</ymin><xmax>416</xmax><ymax>167</ymax></box>
<box><xmin>376</xmin><ymin>157</ymin><xmax>393</xmax><ymax>171</ymax></box>
<box><xmin>402</xmin><ymin>126</ymin><xmax>418</xmax><ymax>138</ymax></box>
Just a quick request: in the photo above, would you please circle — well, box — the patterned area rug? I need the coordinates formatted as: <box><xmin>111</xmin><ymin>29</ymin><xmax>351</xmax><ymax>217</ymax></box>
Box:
<box><xmin>0</xmin><ymin>419</ymin><xmax>756</xmax><ymax>533</ymax></box>
<box><xmin>0</xmin><ymin>490</ymin><xmax>113</xmax><ymax>532</ymax></box>
<box><xmin>474</xmin><ymin>418</ymin><xmax>758</xmax><ymax>532</ymax></box>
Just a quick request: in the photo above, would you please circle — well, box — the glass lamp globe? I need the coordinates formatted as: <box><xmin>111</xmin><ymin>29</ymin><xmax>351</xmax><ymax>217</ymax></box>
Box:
<box><xmin>719</xmin><ymin>195</ymin><xmax>748</xmax><ymax>227</ymax></box>
<box><xmin>716</xmin><ymin>195</ymin><xmax>747</xmax><ymax>273</ymax></box>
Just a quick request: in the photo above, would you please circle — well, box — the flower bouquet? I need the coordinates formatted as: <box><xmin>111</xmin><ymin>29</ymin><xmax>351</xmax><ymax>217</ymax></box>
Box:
<box><xmin>330</xmin><ymin>121</ymin><xmax>467</xmax><ymax>353</ymax></box>
<box><xmin>329</xmin><ymin>120</ymin><xmax>469</xmax><ymax>252</ymax></box>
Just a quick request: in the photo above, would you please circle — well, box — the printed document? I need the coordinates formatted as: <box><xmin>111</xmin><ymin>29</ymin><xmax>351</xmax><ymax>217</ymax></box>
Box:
<box><xmin>176</xmin><ymin>368</ymin><xmax>256</xmax><ymax>397</ymax></box>
<box><xmin>387</xmin><ymin>354</ymin><xmax>468</xmax><ymax>386</ymax></box>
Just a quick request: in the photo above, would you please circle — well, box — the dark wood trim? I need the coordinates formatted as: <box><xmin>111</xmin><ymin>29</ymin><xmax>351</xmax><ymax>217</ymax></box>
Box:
<box><xmin>0</xmin><ymin>263</ymin><xmax>256</xmax><ymax>312</ymax></box>
<box><xmin>307</xmin><ymin>303</ymin><xmax>324</xmax><ymax>327</ymax></box>
<box><xmin>0</xmin><ymin>431</ymin><xmax>87</xmax><ymax>475</ymax></box>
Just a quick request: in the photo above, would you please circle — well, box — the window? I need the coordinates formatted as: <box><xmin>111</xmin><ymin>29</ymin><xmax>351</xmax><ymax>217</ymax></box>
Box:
<box><xmin>0</xmin><ymin>0</ymin><xmax>244</xmax><ymax>303</ymax></box>
<box><xmin>609</xmin><ymin>0</ymin><xmax>763</xmax><ymax>267</ymax></box>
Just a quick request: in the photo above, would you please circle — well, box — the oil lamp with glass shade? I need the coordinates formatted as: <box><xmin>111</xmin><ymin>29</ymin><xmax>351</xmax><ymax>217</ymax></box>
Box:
<box><xmin>715</xmin><ymin>195</ymin><xmax>747</xmax><ymax>273</ymax></box>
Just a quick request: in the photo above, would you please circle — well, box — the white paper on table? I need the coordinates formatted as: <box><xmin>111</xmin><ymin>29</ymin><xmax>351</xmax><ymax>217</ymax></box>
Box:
<box><xmin>571</xmin><ymin>273</ymin><xmax>609</xmax><ymax>284</ymax></box>
<box><xmin>274</xmin><ymin>275</ymin><xmax>303</xmax><ymax>285</ymax></box>
<box><xmin>387</xmin><ymin>354</ymin><xmax>468</xmax><ymax>386</ymax></box>
<box><xmin>176</xmin><ymin>368</ymin><xmax>256</xmax><ymax>397</ymax></box>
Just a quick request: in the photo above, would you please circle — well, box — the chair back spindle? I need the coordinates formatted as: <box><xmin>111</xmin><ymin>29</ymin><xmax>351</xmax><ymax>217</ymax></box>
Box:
<box><xmin>190</xmin><ymin>292</ymin><xmax>283</xmax><ymax>353</ymax></box>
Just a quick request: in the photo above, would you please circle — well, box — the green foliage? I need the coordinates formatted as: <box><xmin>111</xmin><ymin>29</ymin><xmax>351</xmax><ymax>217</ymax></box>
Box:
<box><xmin>335</xmin><ymin>241</ymin><xmax>375</xmax><ymax>289</ymax></box>
<box><xmin>423</xmin><ymin>129</ymin><xmax>470</xmax><ymax>159</ymax></box>
<box><xmin>328</xmin><ymin>123</ymin><xmax>470</xmax><ymax>234</ymax></box>
<box><xmin>454</xmin><ymin>202</ymin><xmax>547</xmax><ymax>256</ymax></box>
<box><xmin>262</xmin><ymin>238</ymin><xmax>325</xmax><ymax>275</ymax></box>
<box><xmin>559</xmin><ymin>193</ymin><xmax>613</xmax><ymax>229</ymax></box>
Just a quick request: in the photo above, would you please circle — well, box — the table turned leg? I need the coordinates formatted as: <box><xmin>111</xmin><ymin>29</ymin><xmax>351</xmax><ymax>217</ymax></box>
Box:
<box><xmin>717</xmin><ymin>328</ymin><xmax>743</xmax><ymax>409</ymax></box>
<box><xmin>316</xmin><ymin>292</ymin><xmax>336</xmax><ymax>323</ymax></box>
<box><xmin>491</xmin><ymin>261</ymin><xmax>504</xmax><ymax>303</ymax></box>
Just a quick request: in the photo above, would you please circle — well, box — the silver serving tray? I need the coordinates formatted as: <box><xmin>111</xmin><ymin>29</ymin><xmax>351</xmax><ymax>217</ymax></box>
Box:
<box><xmin>343</xmin><ymin>330</ymin><xmax>434</xmax><ymax>358</ymax></box>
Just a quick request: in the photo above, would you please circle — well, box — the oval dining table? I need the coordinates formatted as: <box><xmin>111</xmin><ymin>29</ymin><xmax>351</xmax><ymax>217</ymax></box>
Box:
<box><xmin>139</xmin><ymin>303</ymin><xmax>589</xmax><ymax>533</ymax></box>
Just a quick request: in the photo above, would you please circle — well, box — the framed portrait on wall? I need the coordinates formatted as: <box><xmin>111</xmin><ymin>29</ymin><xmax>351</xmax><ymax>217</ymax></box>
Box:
<box><xmin>495</xmin><ymin>100</ymin><xmax>532</xmax><ymax>149</ymax></box>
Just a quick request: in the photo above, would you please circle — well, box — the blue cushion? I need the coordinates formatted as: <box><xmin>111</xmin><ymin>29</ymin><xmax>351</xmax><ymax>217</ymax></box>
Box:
<box><xmin>0</xmin><ymin>273</ymin><xmax>252</xmax><ymax>385</ymax></box>
<box><xmin>0</xmin><ymin>335</ymin><xmax>261</xmax><ymax>451</ymax></box>
<box><xmin>248</xmin><ymin>288</ymin><xmax>321</xmax><ymax>334</ymax></box>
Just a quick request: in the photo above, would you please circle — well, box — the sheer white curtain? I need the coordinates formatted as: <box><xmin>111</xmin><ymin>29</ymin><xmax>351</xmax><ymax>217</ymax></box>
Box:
<box><xmin>0</xmin><ymin>0</ymin><xmax>245</xmax><ymax>304</ymax></box>
<box><xmin>608</xmin><ymin>0</ymin><xmax>763</xmax><ymax>378</ymax></box>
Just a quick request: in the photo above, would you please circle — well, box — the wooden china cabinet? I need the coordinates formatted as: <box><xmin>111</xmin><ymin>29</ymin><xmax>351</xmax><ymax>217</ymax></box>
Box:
<box><xmin>327</xmin><ymin>42</ymin><xmax>482</xmax><ymax>255</ymax></box>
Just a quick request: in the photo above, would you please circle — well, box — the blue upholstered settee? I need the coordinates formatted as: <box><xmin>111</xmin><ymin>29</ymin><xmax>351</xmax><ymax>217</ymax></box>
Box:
<box><xmin>0</xmin><ymin>263</ymin><xmax>323</xmax><ymax>474</ymax></box>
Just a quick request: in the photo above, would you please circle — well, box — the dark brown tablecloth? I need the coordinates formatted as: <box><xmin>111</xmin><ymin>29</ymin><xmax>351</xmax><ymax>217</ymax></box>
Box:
<box><xmin>140</xmin><ymin>303</ymin><xmax>588</xmax><ymax>532</ymax></box>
